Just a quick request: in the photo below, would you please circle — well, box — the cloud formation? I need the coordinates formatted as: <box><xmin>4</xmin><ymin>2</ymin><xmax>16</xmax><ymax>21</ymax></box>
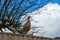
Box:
<box><xmin>28</xmin><ymin>2</ymin><xmax>60</xmax><ymax>38</ymax></box>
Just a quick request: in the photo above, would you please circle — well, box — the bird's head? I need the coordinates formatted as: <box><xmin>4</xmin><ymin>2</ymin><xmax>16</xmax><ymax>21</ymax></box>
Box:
<box><xmin>28</xmin><ymin>16</ymin><xmax>31</xmax><ymax>18</ymax></box>
<box><xmin>27</xmin><ymin>16</ymin><xmax>31</xmax><ymax>20</ymax></box>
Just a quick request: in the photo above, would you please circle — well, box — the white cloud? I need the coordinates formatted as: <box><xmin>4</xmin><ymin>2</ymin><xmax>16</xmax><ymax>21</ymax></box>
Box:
<box><xmin>22</xmin><ymin>2</ymin><xmax>60</xmax><ymax>38</ymax></box>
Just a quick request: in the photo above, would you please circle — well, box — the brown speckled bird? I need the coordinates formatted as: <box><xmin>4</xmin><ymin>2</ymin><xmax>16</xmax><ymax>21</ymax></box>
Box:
<box><xmin>20</xmin><ymin>16</ymin><xmax>31</xmax><ymax>35</ymax></box>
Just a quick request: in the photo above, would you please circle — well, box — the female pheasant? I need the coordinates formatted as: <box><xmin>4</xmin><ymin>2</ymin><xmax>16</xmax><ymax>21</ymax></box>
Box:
<box><xmin>20</xmin><ymin>16</ymin><xmax>31</xmax><ymax>35</ymax></box>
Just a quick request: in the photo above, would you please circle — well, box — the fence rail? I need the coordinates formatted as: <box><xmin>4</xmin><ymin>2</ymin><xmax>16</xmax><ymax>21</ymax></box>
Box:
<box><xmin>0</xmin><ymin>32</ymin><xmax>60</xmax><ymax>40</ymax></box>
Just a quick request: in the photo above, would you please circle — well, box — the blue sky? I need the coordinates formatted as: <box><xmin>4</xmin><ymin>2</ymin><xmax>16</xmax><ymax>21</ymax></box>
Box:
<box><xmin>50</xmin><ymin>0</ymin><xmax>60</xmax><ymax>4</ymax></box>
<box><xmin>0</xmin><ymin>0</ymin><xmax>60</xmax><ymax>14</ymax></box>
<box><xmin>1</xmin><ymin>0</ymin><xmax>60</xmax><ymax>16</ymax></box>
<box><xmin>24</xmin><ymin>0</ymin><xmax>60</xmax><ymax>14</ymax></box>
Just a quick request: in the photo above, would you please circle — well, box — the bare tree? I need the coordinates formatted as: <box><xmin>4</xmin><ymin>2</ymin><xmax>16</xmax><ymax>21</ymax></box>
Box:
<box><xmin>0</xmin><ymin>0</ymin><xmax>38</xmax><ymax>33</ymax></box>
<box><xmin>0</xmin><ymin>0</ymin><xmax>49</xmax><ymax>34</ymax></box>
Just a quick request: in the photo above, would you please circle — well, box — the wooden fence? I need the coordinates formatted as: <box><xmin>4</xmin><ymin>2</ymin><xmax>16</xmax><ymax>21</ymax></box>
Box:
<box><xmin>0</xmin><ymin>32</ymin><xmax>60</xmax><ymax>40</ymax></box>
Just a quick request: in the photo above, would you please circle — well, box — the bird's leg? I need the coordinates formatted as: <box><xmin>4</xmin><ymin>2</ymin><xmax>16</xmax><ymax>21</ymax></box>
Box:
<box><xmin>23</xmin><ymin>34</ymin><xmax>26</xmax><ymax>40</ymax></box>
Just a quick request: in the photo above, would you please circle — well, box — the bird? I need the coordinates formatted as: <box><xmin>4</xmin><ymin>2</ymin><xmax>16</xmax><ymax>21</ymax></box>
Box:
<box><xmin>20</xmin><ymin>16</ymin><xmax>31</xmax><ymax>35</ymax></box>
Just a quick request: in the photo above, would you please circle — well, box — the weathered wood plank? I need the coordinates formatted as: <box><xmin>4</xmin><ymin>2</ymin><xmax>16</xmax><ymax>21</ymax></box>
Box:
<box><xmin>0</xmin><ymin>32</ymin><xmax>60</xmax><ymax>40</ymax></box>
<box><xmin>0</xmin><ymin>34</ymin><xmax>2</xmax><ymax>40</ymax></box>
<box><xmin>3</xmin><ymin>34</ymin><xmax>8</xmax><ymax>40</ymax></box>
